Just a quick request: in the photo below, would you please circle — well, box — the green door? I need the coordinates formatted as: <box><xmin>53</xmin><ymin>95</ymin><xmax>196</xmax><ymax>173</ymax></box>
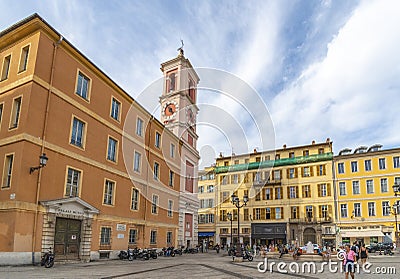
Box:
<box><xmin>54</xmin><ymin>218</ymin><xmax>81</xmax><ymax>260</ymax></box>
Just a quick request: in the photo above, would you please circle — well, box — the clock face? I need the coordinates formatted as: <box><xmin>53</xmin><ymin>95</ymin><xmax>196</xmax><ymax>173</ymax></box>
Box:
<box><xmin>162</xmin><ymin>101</ymin><xmax>179</xmax><ymax>120</ymax></box>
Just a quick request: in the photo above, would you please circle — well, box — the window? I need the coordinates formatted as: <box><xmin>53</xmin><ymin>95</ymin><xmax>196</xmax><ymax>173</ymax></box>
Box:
<box><xmin>198</xmin><ymin>186</ymin><xmax>204</xmax><ymax>193</ymax></box>
<box><xmin>70</xmin><ymin>117</ymin><xmax>85</xmax><ymax>147</ymax></box>
<box><xmin>317</xmin><ymin>165</ymin><xmax>326</xmax><ymax>176</ymax></box>
<box><xmin>303</xmin><ymin>150</ymin><xmax>309</xmax><ymax>157</ymax></box>
<box><xmin>288</xmin><ymin>168</ymin><xmax>296</xmax><ymax>179</ymax></box>
<box><xmin>273</xmin><ymin>170</ymin><xmax>281</xmax><ymax>180</ymax></box>
<box><xmin>170</xmin><ymin>143</ymin><xmax>175</xmax><ymax>158</ymax></box>
<box><xmin>136</xmin><ymin>118</ymin><xmax>143</xmax><ymax>136</ymax></box>
<box><xmin>131</xmin><ymin>188</ymin><xmax>139</xmax><ymax>210</ymax></box>
<box><xmin>320</xmin><ymin>205</ymin><xmax>328</xmax><ymax>218</ymax></box>
<box><xmin>394</xmin><ymin>157</ymin><xmax>400</xmax><ymax>168</ymax></box>
<box><xmin>65</xmin><ymin>168</ymin><xmax>81</xmax><ymax>197</ymax></box>
<box><xmin>167</xmin><ymin>232</ymin><xmax>172</xmax><ymax>244</ymax></box>
<box><xmin>256</xmin><ymin>157</ymin><xmax>261</xmax><ymax>162</ymax></box>
<box><xmin>168</xmin><ymin>200</ymin><xmax>173</xmax><ymax>217</ymax></box>
<box><xmin>255</xmin><ymin>192</ymin><xmax>261</xmax><ymax>201</ymax></box>
<box><xmin>255</xmin><ymin>208</ymin><xmax>261</xmax><ymax>220</ymax></box>
<box><xmin>151</xmin><ymin>195</ymin><xmax>158</xmax><ymax>214</ymax></box>
<box><xmin>155</xmin><ymin>132</ymin><xmax>161</xmax><ymax>148</ymax></box>
<box><xmin>366</xmin><ymin>180</ymin><xmax>374</xmax><ymax>194</ymax></box>
<box><xmin>303</xmin><ymin>167</ymin><xmax>310</xmax><ymax>177</ymax></box>
<box><xmin>207</xmin><ymin>185</ymin><xmax>214</xmax><ymax>193</ymax></box>
<box><xmin>351</xmin><ymin>161</ymin><xmax>358</xmax><ymax>172</ymax></box>
<box><xmin>232</xmin><ymin>174</ymin><xmax>239</xmax><ymax>184</ymax></box>
<box><xmin>219</xmin><ymin>210</ymin><xmax>227</xmax><ymax>221</ymax></box>
<box><xmin>368</xmin><ymin>202</ymin><xmax>375</xmax><ymax>216</ymax></box>
<box><xmin>302</xmin><ymin>185</ymin><xmax>311</xmax><ymax>198</ymax></box>
<box><xmin>111</xmin><ymin>98</ymin><xmax>121</xmax><ymax>121</ymax></box>
<box><xmin>264</xmin><ymin>188</ymin><xmax>272</xmax><ymax>200</ymax></box>
<box><xmin>200</xmin><ymin>199</ymin><xmax>205</xmax><ymax>208</ymax></box>
<box><xmin>289</xmin><ymin>186</ymin><xmax>297</xmax><ymax>199</ymax></box>
<box><xmin>339</xmin><ymin>182</ymin><xmax>346</xmax><ymax>196</ymax></box>
<box><xmin>129</xmin><ymin>229</ymin><xmax>137</xmax><ymax>244</ymax></box>
<box><xmin>318</xmin><ymin>184</ymin><xmax>329</xmax><ymax>197</ymax></box>
<box><xmin>318</xmin><ymin>148</ymin><xmax>324</xmax><ymax>154</ymax></box>
<box><xmin>19</xmin><ymin>45</ymin><xmax>30</xmax><ymax>72</ymax></box>
<box><xmin>221</xmin><ymin>175</ymin><xmax>228</xmax><ymax>185</ymax></box>
<box><xmin>338</xmin><ymin>163</ymin><xmax>345</xmax><ymax>174</ymax></box>
<box><xmin>169</xmin><ymin>171</ymin><xmax>174</xmax><ymax>187</ymax></box>
<box><xmin>275</xmin><ymin>154</ymin><xmax>280</xmax><ymax>160</ymax></box>
<box><xmin>133</xmin><ymin>151</ymin><xmax>141</xmax><ymax>172</ymax></box>
<box><xmin>1</xmin><ymin>55</ymin><xmax>11</xmax><ymax>81</ymax></box>
<box><xmin>76</xmin><ymin>71</ymin><xmax>90</xmax><ymax>100</ymax></box>
<box><xmin>305</xmin><ymin>205</ymin><xmax>313</xmax><ymax>219</ymax></box>
<box><xmin>207</xmin><ymin>199</ymin><xmax>214</xmax><ymax>208</ymax></box>
<box><xmin>289</xmin><ymin>152</ymin><xmax>295</xmax><ymax>158</ymax></box>
<box><xmin>107</xmin><ymin>137</ymin><xmax>118</xmax><ymax>162</ymax></box>
<box><xmin>10</xmin><ymin>97</ymin><xmax>22</xmax><ymax>129</ymax></box>
<box><xmin>100</xmin><ymin>227</ymin><xmax>111</xmax><ymax>245</ymax></box>
<box><xmin>379</xmin><ymin>158</ymin><xmax>386</xmax><ymax>170</ymax></box>
<box><xmin>382</xmin><ymin>201</ymin><xmax>391</xmax><ymax>216</ymax></box>
<box><xmin>275</xmin><ymin>187</ymin><xmax>282</xmax><ymax>199</ymax></box>
<box><xmin>254</xmin><ymin>172</ymin><xmax>261</xmax><ymax>182</ymax></box>
<box><xmin>150</xmin><ymin>230</ymin><xmax>157</xmax><ymax>244</ymax></box>
<box><xmin>153</xmin><ymin>162</ymin><xmax>159</xmax><ymax>180</ymax></box>
<box><xmin>234</xmin><ymin>159</ymin><xmax>239</xmax><ymax>164</ymax></box>
<box><xmin>353</xmin><ymin>203</ymin><xmax>361</xmax><ymax>217</ymax></box>
<box><xmin>244</xmin><ymin>209</ymin><xmax>249</xmax><ymax>221</ymax></box>
<box><xmin>103</xmin><ymin>180</ymin><xmax>115</xmax><ymax>205</ymax></box>
<box><xmin>291</xmin><ymin>206</ymin><xmax>298</xmax><ymax>219</ymax></box>
<box><xmin>275</xmin><ymin>207</ymin><xmax>282</xmax><ymax>219</ymax></box>
<box><xmin>340</xmin><ymin>204</ymin><xmax>348</xmax><ymax>218</ymax></box>
<box><xmin>2</xmin><ymin>154</ymin><xmax>13</xmax><ymax>188</ymax></box>
<box><xmin>364</xmin><ymin>160</ymin><xmax>372</xmax><ymax>171</ymax></box>
<box><xmin>167</xmin><ymin>72</ymin><xmax>176</xmax><ymax>92</ymax></box>
<box><xmin>380</xmin><ymin>178</ymin><xmax>388</xmax><ymax>193</ymax></box>
<box><xmin>352</xmin><ymin>181</ymin><xmax>360</xmax><ymax>195</ymax></box>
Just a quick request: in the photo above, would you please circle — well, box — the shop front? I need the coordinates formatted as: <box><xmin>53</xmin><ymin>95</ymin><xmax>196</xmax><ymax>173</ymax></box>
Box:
<box><xmin>198</xmin><ymin>232</ymin><xmax>215</xmax><ymax>248</ymax></box>
<box><xmin>251</xmin><ymin>223</ymin><xmax>287</xmax><ymax>246</ymax></box>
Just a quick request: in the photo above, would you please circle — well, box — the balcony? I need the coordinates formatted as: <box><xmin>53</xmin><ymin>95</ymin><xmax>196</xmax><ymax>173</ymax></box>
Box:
<box><xmin>289</xmin><ymin>217</ymin><xmax>332</xmax><ymax>224</ymax></box>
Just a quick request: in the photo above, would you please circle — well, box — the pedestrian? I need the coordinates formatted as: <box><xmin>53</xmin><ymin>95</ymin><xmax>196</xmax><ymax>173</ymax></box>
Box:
<box><xmin>344</xmin><ymin>244</ymin><xmax>356</xmax><ymax>279</ymax></box>
<box><xmin>360</xmin><ymin>244</ymin><xmax>368</xmax><ymax>266</ymax></box>
<box><xmin>393</xmin><ymin>242</ymin><xmax>397</xmax><ymax>252</ymax></box>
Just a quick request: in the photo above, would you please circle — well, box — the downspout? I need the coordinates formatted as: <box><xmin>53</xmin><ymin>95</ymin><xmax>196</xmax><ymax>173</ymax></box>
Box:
<box><xmin>31</xmin><ymin>35</ymin><xmax>63</xmax><ymax>265</ymax></box>
<box><xmin>142</xmin><ymin>116</ymin><xmax>153</xmax><ymax>246</ymax></box>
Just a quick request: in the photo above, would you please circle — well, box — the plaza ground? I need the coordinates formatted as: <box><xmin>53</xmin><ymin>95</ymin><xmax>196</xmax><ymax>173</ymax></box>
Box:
<box><xmin>0</xmin><ymin>250</ymin><xmax>398</xmax><ymax>279</ymax></box>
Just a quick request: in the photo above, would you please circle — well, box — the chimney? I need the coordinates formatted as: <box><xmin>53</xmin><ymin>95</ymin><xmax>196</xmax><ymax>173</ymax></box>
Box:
<box><xmin>312</xmin><ymin>140</ymin><xmax>315</xmax><ymax>145</ymax></box>
<box><xmin>219</xmin><ymin>152</ymin><xmax>223</xmax><ymax>158</ymax></box>
<box><xmin>326</xmin><ymin>138</ymin><xmax>330</xmax><ymax>143</ymax></box>
<box><xmin>283</xmin><ymin>144</ymin><xmax>287</xmax><ymax>149</ymax></box>
<box><xmin>253</xmin><ymin>148</ymin><xmax>257</xmax><ymax>153</ymax></box>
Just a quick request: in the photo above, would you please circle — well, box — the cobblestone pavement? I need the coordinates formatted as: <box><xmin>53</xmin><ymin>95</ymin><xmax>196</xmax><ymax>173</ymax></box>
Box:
<box><xmin>0</xmin><ymin>250</ymin><xmax>399</xmax><ymax>279</ymax></box>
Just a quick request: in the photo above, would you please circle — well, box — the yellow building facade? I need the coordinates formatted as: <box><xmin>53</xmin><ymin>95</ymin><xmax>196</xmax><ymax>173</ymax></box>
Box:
<box><xmin>214</xmin><ymin>140</ymin><xmax>336</xmax><ymax>248</ymax></box>
<box><xmin>197</xmin><ymin>167</ymin><xmax>216</xmax><ymax>247</ymax></box>
<box><xmin>334</xmin><ymin>145</ymin><xmax>400</xmax><ymax>246</ymax></box>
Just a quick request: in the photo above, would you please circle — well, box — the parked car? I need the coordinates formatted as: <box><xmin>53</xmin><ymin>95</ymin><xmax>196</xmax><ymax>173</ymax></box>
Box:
<box><xmin>367</xmin><ymin>243</ymin><xmax>393</xmax><ymax>253</ymax></box>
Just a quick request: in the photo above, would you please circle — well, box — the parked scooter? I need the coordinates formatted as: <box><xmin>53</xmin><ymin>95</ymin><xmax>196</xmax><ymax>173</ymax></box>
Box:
<box><xmin>118</xmin><ymin>248</ymin><xmax>134</xmax><ymax>261</ymax></box>
<box><xmin>384</xmin><ymin>248</ymin><xmax>394</xmax><ymax>256</ymax></box>
<box><xmin>242</xmin><ymin>250</ymin><xmax>254</xmax><ymax>261</ymax></box>
<box><xmin>40</xmin><ymin>247</ymin><xmax>55</xmax><ymax>268</ymax></box>
<box><xmin>148</xmin><ymin>249</ymin><xmax>158</xmax><ymax>259</ymax></box>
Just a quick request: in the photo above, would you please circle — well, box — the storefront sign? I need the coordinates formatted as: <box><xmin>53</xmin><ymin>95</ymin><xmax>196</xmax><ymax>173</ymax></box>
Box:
<box><xmin>116</xmin><ymin>224</ymin><xmax>126</xmax><ymax>231</ymax></box>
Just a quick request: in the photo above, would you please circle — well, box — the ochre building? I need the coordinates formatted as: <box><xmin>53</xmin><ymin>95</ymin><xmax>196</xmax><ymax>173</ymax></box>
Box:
<box><xmin>0</xmin><ymin>14</ymin><xmax>199</xmax><ymax>265</ymax></box>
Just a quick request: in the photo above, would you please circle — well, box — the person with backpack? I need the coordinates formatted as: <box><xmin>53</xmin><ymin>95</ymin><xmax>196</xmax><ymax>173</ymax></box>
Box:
<box><xmin>351</xmin><ymin>241</ymin><xmax>359</xmax><ymax>263</ymax></box>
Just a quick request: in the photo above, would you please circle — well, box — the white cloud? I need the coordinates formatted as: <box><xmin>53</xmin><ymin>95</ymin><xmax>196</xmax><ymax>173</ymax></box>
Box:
<box><xmin>270</xmin><ymin>0</ymin><xmax>400</xmax><ymax>152</ymax></box>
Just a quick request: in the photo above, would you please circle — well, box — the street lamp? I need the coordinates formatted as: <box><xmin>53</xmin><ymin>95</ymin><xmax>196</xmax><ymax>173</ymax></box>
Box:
<box><xmin>392</xmin><ymin>201</ymin><xmax>399</xmax><ymax>248</ymax></box>
<box><xmin>30</xmin><ymin>153</ymin><xmax>49</xmax><ymax>174</ymax></box>
<box><xmin>227</xmin><ymin>212</ymin><xmax>233</xmax><ymax>250</ymax></box>
<box><xmin>393</xmin><ymin>183</ymin><xmax>400</xmax><ymax>197</ymax></box>
<box><xmin>231</xmin><ymin>193</ymin><xmax>248</xmax><ymax>258</ymax></box>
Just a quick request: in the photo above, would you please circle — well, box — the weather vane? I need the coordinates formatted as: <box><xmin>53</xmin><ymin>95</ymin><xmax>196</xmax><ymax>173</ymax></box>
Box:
<box><xmin>177</xmin><ymin>39</ymin><xmax>184</xmax><ymax>55</ymax></box>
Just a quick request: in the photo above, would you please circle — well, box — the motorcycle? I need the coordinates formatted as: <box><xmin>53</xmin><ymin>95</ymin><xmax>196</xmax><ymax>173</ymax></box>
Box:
<box><xmin>40</xmin><ymin>247</ymin><xmax>55</xmax><ymax>268</ymax></box>
<box><xmin>118</xmin><ymin>248</ymin><xmax>134</xmax><ymax>261</ymax></box>
<box><xmin>134</xmin><ymin>248</ymin><xmax>149</xmax><ymax>260</ymax></box>
<box><xmin>384</xmin><ymin>248</ymin><xmax>394</xmax><ymax>256</ymax></box>
<box><xmin>148</xmin><ymin>249</ymin><xmax>158</xmax><ymax>259</ymax></box>
<box><xmin>174</xmin><ymin>247</ymin><xmax>183</xmax><ymax>256</ymax></box>
<box><xmin>242</xmin><ymin>250</ymin><xmax>253</xmax><ymax>261</ymax></box>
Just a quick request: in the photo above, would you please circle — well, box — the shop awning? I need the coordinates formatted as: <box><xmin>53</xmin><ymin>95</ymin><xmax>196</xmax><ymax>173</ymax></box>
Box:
<box><xmin>198</xmin><ymin>232</ymin><xmax>215</xmax><ymax>237</ymax></box>
<box><xmin>340</xmin><ymin>230</ymin><xmax>384</xmax><ymax>237</ymax></box>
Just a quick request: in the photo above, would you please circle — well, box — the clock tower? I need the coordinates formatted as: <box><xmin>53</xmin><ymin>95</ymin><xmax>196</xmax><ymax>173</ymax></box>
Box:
<box><xmin>160</xmin><ymin>49</ymin><xmax>199</xmax><ymax>149</ymax></box>
<box><xmin>160</xmin><ymin>48</ymin><xmax>200</xmax><ymax>248</ymax></box>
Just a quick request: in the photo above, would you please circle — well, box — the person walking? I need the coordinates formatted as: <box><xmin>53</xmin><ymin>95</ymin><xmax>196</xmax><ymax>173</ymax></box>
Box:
<box><xmin>344</xmin><ymin>244</ymin><xmax>356</xmax><ymax>279</ymax></box>
<box><xmin>360</xmin><ymin>244</ymin><xmax>368</xmax><ymax>266</ymax></box>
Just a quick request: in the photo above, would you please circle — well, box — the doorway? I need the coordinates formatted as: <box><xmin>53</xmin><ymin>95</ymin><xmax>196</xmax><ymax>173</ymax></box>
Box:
<box><xmin>54</xmin><ymin>218</ymin><xmax>81</xmax><ymax>260</ymax></box>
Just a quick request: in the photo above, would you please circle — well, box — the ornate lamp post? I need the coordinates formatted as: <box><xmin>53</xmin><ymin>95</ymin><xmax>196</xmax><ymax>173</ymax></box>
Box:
<box><xmin>227</xmin><ymin>212</ymin><xmax>233</xmax><ymax>249</ymax></box>
<box><xmin>231</xmin><ymin>193</ymin><xmax>248</xmax><ymax>258</ymax></box>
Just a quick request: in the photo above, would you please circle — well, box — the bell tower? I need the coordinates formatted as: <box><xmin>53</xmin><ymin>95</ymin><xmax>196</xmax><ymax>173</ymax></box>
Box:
<box><xmin>160</xmin><ymin>48</ymin><xmax>199</xmax><ymax>148</ymax></box>
<box><xmin>160</xmin><ymin>47</ymin><xmax>200</xmax><ymax>247</ymax></box>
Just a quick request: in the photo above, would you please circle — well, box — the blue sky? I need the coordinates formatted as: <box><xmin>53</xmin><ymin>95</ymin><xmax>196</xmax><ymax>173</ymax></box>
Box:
<box><xmin>1</xmin><ymin>0</ymin><xmax>400</xmax><ymax>168</ymax></box>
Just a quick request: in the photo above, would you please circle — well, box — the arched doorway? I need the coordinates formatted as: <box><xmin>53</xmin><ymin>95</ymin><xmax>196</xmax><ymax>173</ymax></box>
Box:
<box><xmin>303</xmin><ymin>228</ymin><xmax>316</xmax><ymax>244</ymax></box>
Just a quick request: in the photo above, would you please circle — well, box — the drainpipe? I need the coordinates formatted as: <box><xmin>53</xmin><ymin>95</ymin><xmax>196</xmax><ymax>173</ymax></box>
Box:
<box><xmin>142</xmin><ymin>116</ymin><xmax>153</xmax><ymax>246</ymax></box>
<box><xmin>31</xmin><ymin>35</ymin><xmax>63</xmax><ymax>265</ymax></box>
